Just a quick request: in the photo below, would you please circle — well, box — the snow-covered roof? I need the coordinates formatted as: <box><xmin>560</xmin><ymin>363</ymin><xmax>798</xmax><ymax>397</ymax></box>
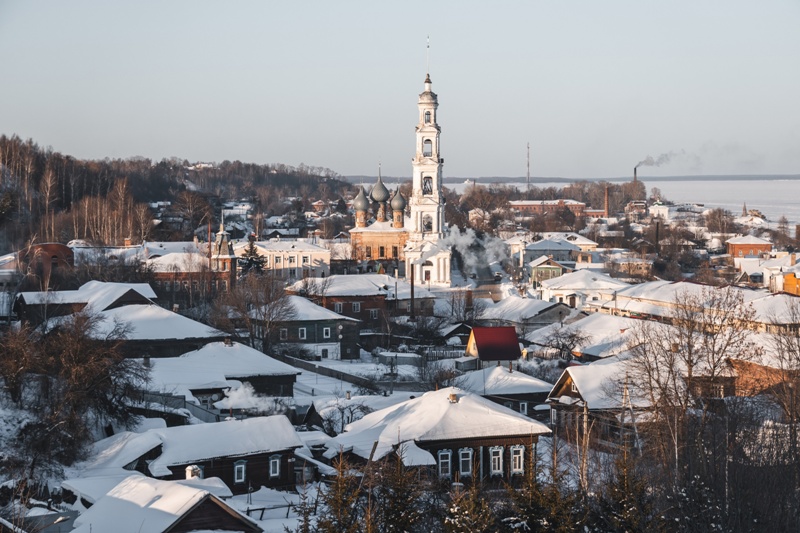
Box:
<box><xmin>457</xmin><ymin>365</ymin><xmax>552</xmax><ymax>395</ymax></box>
<box><xmin>551</xmin><ymin>355</ymin><xmax>647</xmax><ymax>410</ymax></box>
<box><xmin>79</xmin><ymin>304</ymin><xmax>224</xmax><ymax>341</ymax></box>
<box><xmin>526</xmin><ymin>313</ymin><xmax>642</xmax><ymax>359</ymax></box>
<box><xmin>540</xmin><ymin>269</ymin><xmax>630</xmax><ymax>291</ymax></box>
<box><xmin>726</xmin><ymin>235</ymin><xmax>772</xmax><ymax>245</ymax></box>
<box><xmin>18</xmin><ymin>280</ymin><xmax>156</xmax><ymax>311</ymax></box>
<box><xmin>253</xmin><ymin>295</ymin><xmax>358</xmax><ymax>323</ymax></box>
<box><xmin>481</xmin><ymin>295</ymin><xmax>556</xmax><ymax>323</ymax></box>
<box><xmin>148</xmin><ymin>341</ymin><xmax>299</xmax><ymax>394</ymax></box>
<box><xmin>289</xmin><ymin>274</ymin><xmax>434</xmax><ymax>300</ymax></box>
<box><xmin>349</xmin><ymin>219</ymin><xmax>410</xmax><ymax>233</ymax></box>
<box><xmin>232</xmin><ymin>240</ymin><xmax>330</xmax><ymax>254</ymax></box>
<box><xmin>525</xmin><ymin>239</ymin><xmax>581</xmax><ymax>253</ymax></box>
<box><xmin>145</xmin><ymin>251</ymin><xmax>210</xmax><ymax>272</ymax></box>
<box><xmin>324</xmin><ymin>387</ymin><xmax>550</xmax><ymax>462</ymax></box>
<box><xmin>70</xmin><ymin>476</ymin><xmax>257</xmax><ymax>533</ymax></box>
<box><xmin>142</xmin><ymin>240</ymin><xmax>206</xmax><ymax>258</ymax></box>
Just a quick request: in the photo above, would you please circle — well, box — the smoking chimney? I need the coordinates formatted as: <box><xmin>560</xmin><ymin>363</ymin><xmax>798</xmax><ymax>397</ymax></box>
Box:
<box><xmin>603</xmin><ymin>186</ymin><xmax>609</xmax><ymax>218</ymax></box>
<box><xmin>633</xmin><ymin>166</ymin><xmax>637</xmax><ymax>184</ymax></box>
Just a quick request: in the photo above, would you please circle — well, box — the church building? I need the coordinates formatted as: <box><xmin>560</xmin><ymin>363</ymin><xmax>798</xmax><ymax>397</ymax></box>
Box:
<box><xmin>350</xmin><ymin>73</ymin><xmax>452</xmax><ymax>285</ymax></box>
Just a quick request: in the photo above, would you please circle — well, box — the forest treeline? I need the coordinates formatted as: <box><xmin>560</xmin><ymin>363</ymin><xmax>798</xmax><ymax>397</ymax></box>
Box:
<box><xmin>0</xmin><ymin>134</ymin><xmax>350</xmax><ymax>250</ymax></box>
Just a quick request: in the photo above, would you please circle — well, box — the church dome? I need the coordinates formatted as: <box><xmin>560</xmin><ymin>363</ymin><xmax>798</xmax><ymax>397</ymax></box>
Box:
<box><xmin>390</xmin><ymin>188</ymin><xmax>406</xmax><ymax>211</ymax></box>
<box><xmin>353</xmin><ymin>187</ymin><xmax>370</xmax><ymax>211</ymax></box>
<box><xmin>370</xmin><ymin>174</ymin><xmax>390</xmax><ymax>203</ymax></box>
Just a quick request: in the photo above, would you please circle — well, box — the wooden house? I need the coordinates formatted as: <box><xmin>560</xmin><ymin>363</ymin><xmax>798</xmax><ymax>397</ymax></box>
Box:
<box><xmin>70</xmin><ymin>476</ymin><xmax>261</xmax><ymax>533</ymax></box>
<box><xmin>324</xmin><ymin>387</ymin><xmax>550</xmax><ymax>485</ymax></box>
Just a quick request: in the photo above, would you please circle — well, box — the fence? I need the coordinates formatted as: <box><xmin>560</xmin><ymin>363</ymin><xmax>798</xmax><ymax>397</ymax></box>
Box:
<box><xmin>141</xmin><ymin>391</ymin><xmax>221</xmax><ymax>423</ymax></box>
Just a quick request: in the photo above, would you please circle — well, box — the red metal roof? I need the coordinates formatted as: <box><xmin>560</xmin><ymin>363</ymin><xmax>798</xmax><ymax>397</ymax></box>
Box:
<box><xmin>469</xmin><ymin>326</ymin><xmax>521</xmax><ymax>361</ymax></box>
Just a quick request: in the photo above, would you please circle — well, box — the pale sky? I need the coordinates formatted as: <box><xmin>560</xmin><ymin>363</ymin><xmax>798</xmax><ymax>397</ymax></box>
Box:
<box><xmin>1</xmin><ymin>1</ymin><xmax>798</xmax><ymax>179</ymax></box>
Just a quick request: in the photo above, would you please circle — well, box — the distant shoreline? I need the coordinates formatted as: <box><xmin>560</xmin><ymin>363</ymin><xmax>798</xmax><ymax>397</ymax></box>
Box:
<box><xmin>345</xmin><ymin>174</ymin><xmax>800</xmax><ymax>184</ymax></box>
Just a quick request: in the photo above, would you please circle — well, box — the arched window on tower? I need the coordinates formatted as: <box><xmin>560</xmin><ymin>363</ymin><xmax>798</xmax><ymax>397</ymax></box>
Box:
<box><xmin>423</xmin><ymin>176</ymin><xmax>433</xmax><ymax>195</ymax></box>
<box><xmin>424</xmin><ymin>111</ymin><xmax>431</xmax><ymax>124</ymax></box>
<box><xmin>423</xmin><ymin>139</ymin><xmax>432</xmax><ymax>157</ymax></box>
<box><xmin>423</xmin><ymin>214</ymin><xmax>432</xmax><ymax>232</ymax></box>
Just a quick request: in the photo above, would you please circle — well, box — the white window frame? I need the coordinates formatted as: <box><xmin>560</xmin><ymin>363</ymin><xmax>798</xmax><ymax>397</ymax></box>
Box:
<box><xmin>519</xmin><ymin>401</ymin><xmax>528</xmax><ymax>416</ymax></box>
<box><xmin>352</xmin><ymin>302</ymin><xmax>361</xmax><ymax>313</ymax></box>
<box><xmin>234</xmin><ymin>460</ymin><xmax>247</xmax><ymax>484</ymax></box>
<box><xmin>298</xmin><ymin>327</ymin><xmax>307</xmax><ymax>340</ymax></box>
<box><xmin>323</xmin><ymin>327</ymin><xmax>331</xmax><ymax>339</ymax></box>
<box><xmin>489</xmin><ymin>446</ymin><xmax>503</xmax><ymax>476</ymax></box>
<box><xmin>369</xmin><ymin>309</ymin><xmax>379</xmax><ymax>320</ymax></box>
<box><xmin>458</xmin><ymin>448</ymin><xmax>473</xmax><ymax>477</ymax></box>
<box><xmin>550</xmin><ymin>408</ymin><xmax>557</xmax><ymax>425</ymax></box>
<box><xmin>510</xmin><ymin>445</ymin><xmax>525</xmax><ymax>475</ymax></box>
<box><xmin>334</xmin><ymin>302</ymin><xmax>343</xmax><ymax>313</ymax></box>
<box><xmin>437</xmin><ymin>450</ymin><xmax>452</xmax><ymax>478</ymax></box>
<box><xmin>269</xmin><ymin>455</ymin><xmax>281</xmax><ymax>478</ymax></box>
<box><xmin>302</xmin><ymin>255</ymin><xmax>310</xmax><ymax>265</ymax></box>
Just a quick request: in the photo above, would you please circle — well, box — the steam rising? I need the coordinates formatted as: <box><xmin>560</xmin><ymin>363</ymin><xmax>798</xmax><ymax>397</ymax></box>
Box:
<box><xmin>417</xmin><ymin>226</ymin><xmax>508</xmax><ymax>271</ymax></box>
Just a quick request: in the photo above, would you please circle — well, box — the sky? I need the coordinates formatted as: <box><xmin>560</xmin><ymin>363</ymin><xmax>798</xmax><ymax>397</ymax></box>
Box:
<box><xmin>1</xmin><ymin>1</ymin><xmax>799</xmax><ymax>180</ymax></box>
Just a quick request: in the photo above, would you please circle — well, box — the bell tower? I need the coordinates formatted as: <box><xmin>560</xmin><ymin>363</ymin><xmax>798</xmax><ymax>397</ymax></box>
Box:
<box><xmin>408</xmin><ymin>73</ymin><xmax>445</xmax><ymax>242</ymax></box>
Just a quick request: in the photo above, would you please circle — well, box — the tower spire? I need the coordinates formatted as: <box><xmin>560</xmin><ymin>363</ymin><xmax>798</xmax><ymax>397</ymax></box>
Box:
<box><xmin>426</xmin><ymin>35</ymin><xmax>430</xmax><ymax>76</ymax></box>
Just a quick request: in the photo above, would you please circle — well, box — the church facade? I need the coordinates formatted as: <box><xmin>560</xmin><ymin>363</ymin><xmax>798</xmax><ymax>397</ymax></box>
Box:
<box><xmin>349</xmin><ymin>73</ymin><xmax>452</xmax><ymax>285</ymax></box>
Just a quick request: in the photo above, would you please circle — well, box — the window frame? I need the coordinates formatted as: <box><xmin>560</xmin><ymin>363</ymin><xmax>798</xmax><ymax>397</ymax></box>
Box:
<box><xmin>352</xmin><ymin>302</ymin><xmax>361</xmax><ymax>313</ymax></box>
<box><xmin>437</xmin><ymin>449</ymin><xmax>452</xmax><ymax>478</ymax></box>
<box><xmin>510</xmin><ymin>445</ymin><xmax>525</xmax><ymax>475</ymax></box>
<box><xmin>369</xmin><ymin>309</ymin><xmax>379</xmax><ymax>320</ymax></box>
<box><xmin>334</xmin><ymin>302</ymin><xmax>343</xmax><ymax>313</ymax></box>
<box><xmin>298</xmin><ymin>327</ymin><xmax>307</xmax><ymax>340</ymax></box>
<box><xmin>234</xmin><ymin>460</ymin><xmax>247</xmax><ymax>484</ymax></box>
<box><xmin>269</xmin><ymin>455</ymin><xmax>281</xmax><ymax>478</ymax></box>
<box><xmin>519</xmin><ymin>401</ymin><xmax>528</xmax><ymax>416</ymax></box>
<box><xmin>489</xmin><ymin>446</ymin><xmax>504</xmax><ymax>476</ymax></box>
<box><xmin>323</xmin><ymin>327</ymin><xmax>331</xmax><ymax>339</ymax></box>
<box><xmin>279</xmin><ymin>328</ymin><xmax>288</xmax><ymax>340</ymax></box>
<box><xmin>458</xmin><ymin>448</ymin><xmax>473</xmax><ymax>478</ymax></box>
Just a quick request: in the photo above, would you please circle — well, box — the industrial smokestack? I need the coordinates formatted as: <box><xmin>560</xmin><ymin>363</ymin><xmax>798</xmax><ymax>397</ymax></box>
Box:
<box><xmin>633</xmin><ymin>167</ymin><xmax>637</xmax><ymax>184</ymax></box>
<box><xmin>604</xmin><ymin>186</ymin><xmax>609</xmax><ymax>218</ymax></box>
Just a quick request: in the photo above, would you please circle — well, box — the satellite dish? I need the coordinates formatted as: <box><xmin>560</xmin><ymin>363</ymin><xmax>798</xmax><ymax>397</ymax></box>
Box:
<box><xmin>211</xmin><ymin>393</ymin><xmax>221</xmax><ymax>401</ymax></box>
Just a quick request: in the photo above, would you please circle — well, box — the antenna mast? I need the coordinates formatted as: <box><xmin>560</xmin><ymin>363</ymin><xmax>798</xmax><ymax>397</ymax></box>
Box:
<box><xmin>526</xmin><ymin>142</ymin><xmax>530</xmax><ymax>193</ymax></box>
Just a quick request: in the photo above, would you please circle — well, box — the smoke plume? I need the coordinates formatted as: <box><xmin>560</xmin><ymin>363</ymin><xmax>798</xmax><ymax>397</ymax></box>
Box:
<box><xmin>635</xmin><ymin>150</ymin><xmax>683</xmax><ymax>169</ymax></box>
<box><xmin>416</xmin><ymin>226</ymin><xmax>508</xmax><ymax>271</ymax></box>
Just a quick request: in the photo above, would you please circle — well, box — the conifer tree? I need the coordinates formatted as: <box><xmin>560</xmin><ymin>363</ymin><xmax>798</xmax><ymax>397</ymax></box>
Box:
<box><xmin>444</xmin><ymin>479</ymin><xmax>496</xmax><ymax>533</ymax></box>
<box><xmin>370</xmin><ymin>450</ymin><xmax>424</xmax><ymax>532</ymax></box>
<box><xmin>238</xmin><ymin>233</ymin><xmax>265</xmax><ymax>275</ymax></box>
<box><xmin>315</xmin><ymin>453</ymin><xmax>362</xmax><ymax>533</ymax></box>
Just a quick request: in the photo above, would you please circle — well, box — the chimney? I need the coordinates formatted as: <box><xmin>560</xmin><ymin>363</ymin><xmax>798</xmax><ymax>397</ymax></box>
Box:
<box><xmin>633</xmin><ymin>166</ymin><xmax>637</xmax><ymax>184</ymax></box>
<box><xmin>143</xmin><ymin>355</ymin><xmax>151</xmax><ymax>368</ymax></box>
<box><xmin>224</xmin><ymin>337</ymin><xmax>233</xmax><ymax>347</ymax></box>
<box><xmin>124</xmin><ymin>237</ymin><xmax>132</xmax><ymax>247</ymax></box>
<box><xmin>185</xmin><ymin>465</ymin><xmax>202</xmax><ymax>479</ymax></box>
<box><xmin>346</xmin><ymin>390</ymin><xmax>351</xmax><ymax>400</ymax></box>
<box><xmin>603</xmin><ymin>186</ymin><xmax>609</xmax><ymax>218</ymax></box>
<box><xmin>448</xmin><ymin>392</ymin><xmax>458</xmax><ymax>403</ymax></box>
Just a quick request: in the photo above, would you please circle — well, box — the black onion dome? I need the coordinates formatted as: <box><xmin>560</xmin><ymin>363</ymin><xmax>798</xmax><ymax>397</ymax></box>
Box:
<box><xmin>371</xmin><ymin>175</ymin><xmax>390</xmax><ymax>203</ymax></box>
<box><xmin>390</xmin><ymin>188</ymin><xmax>406</xmax><ymax>211</ymax></box>
<box><xmin>353</xmin><ymin>187</ymin><xmax>370</xmax><ymax>211</ymax></box>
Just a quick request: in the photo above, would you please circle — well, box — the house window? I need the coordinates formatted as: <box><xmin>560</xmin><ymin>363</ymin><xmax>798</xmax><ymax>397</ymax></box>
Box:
<box><xmin>392</xmin><ymin>246</ymin><xmax>398</xmax><ymax>259</ymax></box>
<box><xmin>299</xmin><ymin>327</ymin><xmax>307</xmax><ymax>340</ymax></box>
<box><xmin>234</xmin><ymin>460</ymin><xmax>247</xmax><ymax>484</ymax></box>
<box><xmin>334</xmin><ymin>303</ymin><xmax>343</xmax><ymax>313</ymax></box>
<box><xmin>424</xmin><ymin>111</ymin><xmax>431</xmax><ymax>123</ymax></box>
<box><xmin>459</xmin><ymin>448</ymin><xmax>473</xmax><ymax>477</ymax></box>
<box><xmin>288</xmin><ymin>256</ymin><xmax>296</xmax><ymax>264</ymax></box>
<box><xmin>220</xmin><ymin>280</ymin><xmax>227</xmax><ymax>291</ymax></box>
<box><xmin>174</xmin><ymin>281</ymin><xmax>180</xmax><ymax>290</ymax></box>
<box><xmin>323</xmin><ymin>327</ymin><xmax>331</xmax><ymax>339</ymax></box>
<box><xmin>289</xmin><ymin>268</ymin><xmax>297</xmax><ymax>278</ymax></box>
<box><xmin>489</xmin><ymin>446</ymin><xmax>503</xmax><ymax>475</ymax></box>
<box><xmin>164</xmin><ymin>281</ymin><xmax>171</xmax><ymax>292</ymax></box>
<box><xmin>302</xmin><ymin>255</ymin><xmax>310</xmax><ymax>264</ymax></box>
<box><xmin>280</xmin><ymin>328</ymin><xmax>288</xmax><ymax>340</ymax></box>
<box><xmin>520</xmin><ymin>402</ymin><xmax>528</xmax><ymax>416</ymax></box>
<box><xmin>182</xmin><ymin>281</ymin><xmax>188</xmax><ymax>291</ymax></box>
<box><xmin>379</xmin><ymin>246</ymin><xmax>385</xmax><ymax>258</ymax></box>
<box><xmin>438</xmin><ymin>450</ymin><xmax>452</xmax><ymax>478</ymax></box>
<box><xmin>511</xmin><ymin>445</ymin><xmax>525</xmax><ymax>475</ymax></box>
<box><xmin>321</xmin><ymin>349</ymin><xmax>329</xmax><ymax>358</ymax></box>
<box><xmin>369</xmin><ymin>309</ymin><xmax>379</xmax><ymax>320</ymax></box>
<box><xmin>366</xmin><ymin>246</ymin><xmax>372</xmax><ymax>258</ymax></box>
<box><xmin>275</xmin><ymin>256</ymin><xmax>282</xmax><ymax>264</ymax></box>
<box><xmin>269</xmin><ymin>455</ymin><xmax>281</xmax><ymax>478</ymax></box>
<box><xmin>571</xmin><ymin>382</ymin><xmax>578</xmax><ymax>394</ymax></box>
<box><xmin>352</xmin><ymin>302</ymin><xmax>361</xmax><ymax>313</ymax></box>
<box><xmin>550</xmin><ymin>408</ymin><xmax>558</xmax><ymax>425</ymax></box>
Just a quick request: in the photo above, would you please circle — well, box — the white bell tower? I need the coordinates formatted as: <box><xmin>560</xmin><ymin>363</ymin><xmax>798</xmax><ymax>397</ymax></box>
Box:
<box><xmin>408</xmin><ymin>74</ymin><xmax>445</xmax><ymax>241</ymax></box>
